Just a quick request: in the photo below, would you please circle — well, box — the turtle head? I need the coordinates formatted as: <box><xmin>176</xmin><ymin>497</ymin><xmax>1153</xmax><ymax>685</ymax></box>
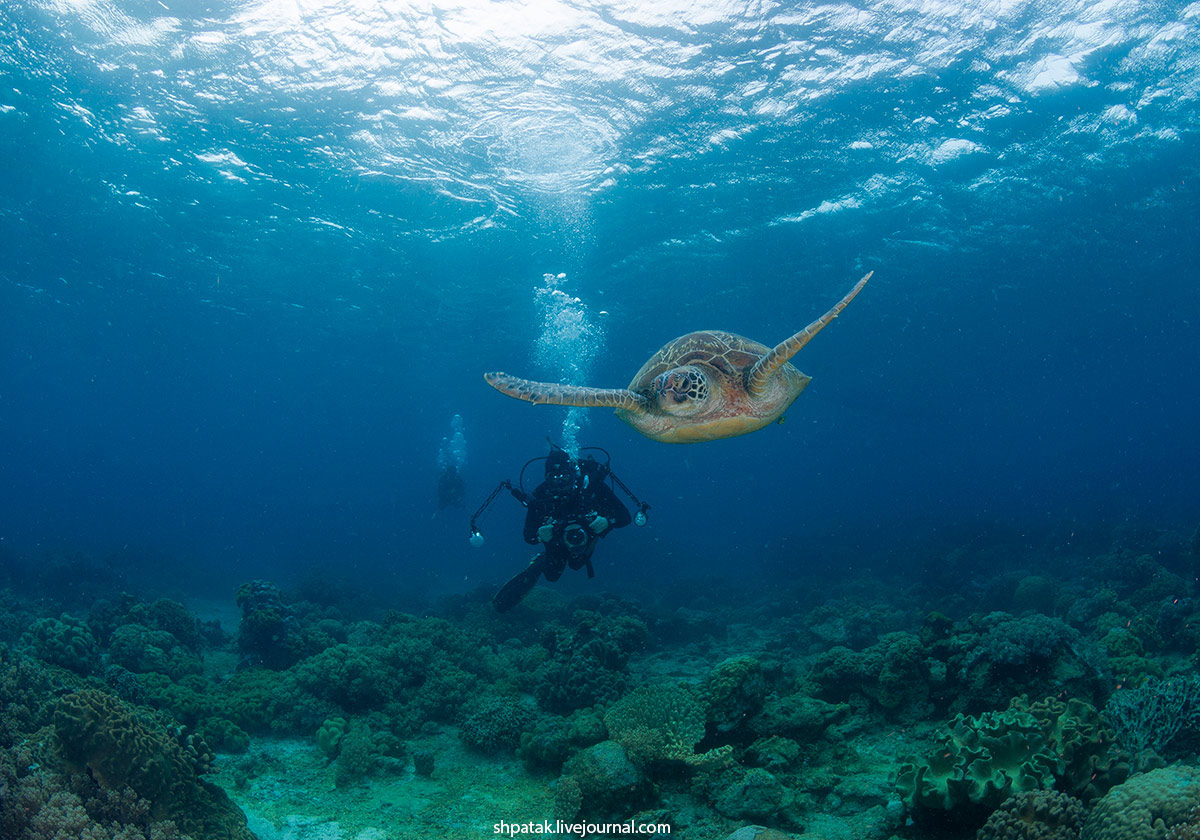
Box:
<box><xmin>651</xmin><ymin>365</ymin><xmax>710</xmax><ymax>415</ymax></box>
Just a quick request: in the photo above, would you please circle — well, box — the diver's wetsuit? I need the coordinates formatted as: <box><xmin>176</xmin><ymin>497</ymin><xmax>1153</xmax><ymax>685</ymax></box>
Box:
<box><xmin>493</xmin><ymin>453</ymin><xmax>631</xmax><ymax>611</ymax></box>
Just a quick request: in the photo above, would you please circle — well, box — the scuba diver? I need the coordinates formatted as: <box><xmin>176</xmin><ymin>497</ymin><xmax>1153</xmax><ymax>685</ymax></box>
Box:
<box><xmin>469</xmin><ymin>444</ymin><xmax>650</xmax><ymax>612</ymax></box>
<box><xmin>436</xmin><ymin>414</ymin><xmax>467</xmax><ymax>511</ymax></box>
<box><xmin>437</xmin><ymin>463</ymin><xmax>465</xmax><ymax>510</ymax></box>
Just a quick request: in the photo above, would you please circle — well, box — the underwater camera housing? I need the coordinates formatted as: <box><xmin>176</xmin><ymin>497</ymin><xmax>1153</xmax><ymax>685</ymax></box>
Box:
<box><xmin>562</xmin><ymin>522</ymin><xmax>589</xmax><ymax>555</ymax></box>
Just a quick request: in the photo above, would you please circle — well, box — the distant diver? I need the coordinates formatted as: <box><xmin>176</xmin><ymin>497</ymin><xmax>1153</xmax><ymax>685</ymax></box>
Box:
<box><xmin>484</xmin><ymin>272</ymin><xmax>871</xmax><ymax>443</ymax></box>
<box><xmin>436</xmin><ymin>414</ymin><xmax>468</xmax><ymax>510</ymax></box>
<box><xmin>469</xmin><ymin>444</ymin><xmax>650</xmax><ymax>612</ymax></box>
<box><xmin>437</xmin><ymin>463</ymin><xmax>465</xmax><ymax>510</ymax></box>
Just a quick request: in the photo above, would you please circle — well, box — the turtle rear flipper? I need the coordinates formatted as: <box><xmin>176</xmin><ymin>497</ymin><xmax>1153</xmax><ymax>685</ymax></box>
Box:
<box><xmin>745</xmin><ymin>271</ymin><xmax>872</xmax><ymax>399</ymax></box>
<box><xmin>484</xmin><ymin>372</ymin><xmax>650</xmax><ymax>414</ymax></box>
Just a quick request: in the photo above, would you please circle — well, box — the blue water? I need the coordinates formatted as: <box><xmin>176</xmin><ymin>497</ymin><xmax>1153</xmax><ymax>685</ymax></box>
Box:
<box><xmin>1</xmin><ymin>0</ymin><xmax>1197</xmax><ymax>604</ymax></box>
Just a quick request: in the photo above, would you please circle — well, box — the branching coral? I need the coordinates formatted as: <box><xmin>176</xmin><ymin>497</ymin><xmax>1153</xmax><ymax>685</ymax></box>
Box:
<box><xmin>1103</xmin><ymin>675</ymin><xmax>1200</xmax><ymax>764</ymax></box>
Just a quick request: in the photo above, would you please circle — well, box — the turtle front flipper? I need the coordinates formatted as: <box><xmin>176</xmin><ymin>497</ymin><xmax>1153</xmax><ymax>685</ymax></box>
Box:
<box><xmin>484</xmin><ymin>372</ymin><xmax>650</xmax><ymax>414</ymax></box>
<box><xmin>745</xmin><ymin>271</ymin><xmax>872</xmax><ymax>398</ymax></box>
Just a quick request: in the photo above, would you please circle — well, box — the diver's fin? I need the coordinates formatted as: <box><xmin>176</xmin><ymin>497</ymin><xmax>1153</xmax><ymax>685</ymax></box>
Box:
<box><xmin>493</xmin><ymin>558</ymin><xmax>545</xmax><ymax>612</ymax></box>
<box><xmin>484</xmin><ymin>372</ymin><xmax>650</xmax><ymax>415</ymax></box>
<box><xmin>746</xmin><ymin>272</ymin><xmax>872</xmax><ymax>399</ymax></box>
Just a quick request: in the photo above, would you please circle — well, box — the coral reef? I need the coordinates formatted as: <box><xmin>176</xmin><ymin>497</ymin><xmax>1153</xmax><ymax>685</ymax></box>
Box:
<box><xmin>703</xmin><ymin>655</ymin><xmax>768</xmax><ymax>733</ymax></box>
<box><xmin>976</xmin><ymin>789</ymin><xmax>1084</xmax><ymax>840</ymax></box>
<box><xmin>53</xmin><ymin>689</ymin><xmax>253</xmax><ymax>840</ymax></box>
<box><xmin>603</xmin><ymin>682</ymin><xmax>726</xmax><ymax>767</ymax></box>
<box><xmin>810</xmin><ymin>631</ymin><xmax>936</xmax><ymax>721</ymax></box>
<box><xmin>534</xmin><ymin>610</ymin><xmax>647</xmax><ymax>713</ymax></box>
<box><xmin>557</xmin><ymin>740</ymin><xmax>653</xmax><ymax>819</ymax></box>
<box><xmin>897</xmin><ymin>706</ymin><xmax>1060</xmax><ymax>816</ymax></box>
<box><xmin>21</xmin><ymin>614</ymin><xmax>99</xmax><ymax>674</ymax></box>
<box><xmin>1103</xmin><ymin>674</ymin><xmax>1200</xmax><ymax>766</ymax></box>
<box><xmin>108</xmin><ymin>622</ymin><xmax>202</xmax><ymax>680</ymax></box>
<box><xmin>458</xmin><ymin>694</ymin><xmax>537</xmax><ymax>753</ymax></box>
<box><xmin>234</xmin><ymin>580</ymin><xmax>307</xmax><ymax>669</ymax></box>
<box><xmin>1082</xmin><ymin>765</ymin><xmax>1200</xmax><ymax>840</ymax></box>
<box><xmin>897</xmin><ymin>695</ymin><xmax>1128</xmax><ymax>833</ymax></box>
<box><xmin>5</xmin><ymin>523</ymin><xmax>1200</xmax><ymax>840</ymax></box>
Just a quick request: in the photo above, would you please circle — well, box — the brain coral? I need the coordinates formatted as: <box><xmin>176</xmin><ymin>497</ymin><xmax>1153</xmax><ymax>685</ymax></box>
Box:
<box><xmin>1082</xmin><ymin>765</ymin><xmax>1200</xmax><ymax>840</ymax></box>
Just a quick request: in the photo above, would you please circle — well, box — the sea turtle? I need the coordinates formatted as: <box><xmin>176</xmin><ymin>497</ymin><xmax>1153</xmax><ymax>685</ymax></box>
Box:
<box><xmin>484</xmin><ymin>272</ymin><xmax>872</xmax><ymax>443</ymax></box>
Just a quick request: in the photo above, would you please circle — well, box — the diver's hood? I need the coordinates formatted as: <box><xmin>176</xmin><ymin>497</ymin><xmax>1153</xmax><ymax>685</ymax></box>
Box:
<box><xmin>545</xmin><ymin>451</ymin><xmax>572</xmax><ymax>478</ymax></box>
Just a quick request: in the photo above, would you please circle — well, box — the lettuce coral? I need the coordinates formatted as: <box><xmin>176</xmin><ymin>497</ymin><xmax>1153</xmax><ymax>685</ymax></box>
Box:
<box><xmin>896</xmin><ymin>707</ymin><xmax>1059</xmax><ymax>813</ymax></box>
<box><xmin>898</xmin><ymin>695</ymin><xmax>1129</xmax><ymax>822</ymax></box>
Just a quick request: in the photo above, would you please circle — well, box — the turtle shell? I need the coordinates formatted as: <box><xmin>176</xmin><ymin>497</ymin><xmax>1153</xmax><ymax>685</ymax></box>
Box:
<box><xmin>627</xmin><ymin>330</ymin><xmax>770</xmax><ymax>392</ymax></box>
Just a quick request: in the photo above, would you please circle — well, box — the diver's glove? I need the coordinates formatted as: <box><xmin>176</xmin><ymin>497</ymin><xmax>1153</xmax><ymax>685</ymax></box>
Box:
<box><xmin>588</xmin><ymin>514</ymin><xmax>609</xmax><ymax>535</ymax></box>
<box><xmin>537</xmin><ymin>523</ymin><xmax>555</xmax><ymax>543</ymax></box>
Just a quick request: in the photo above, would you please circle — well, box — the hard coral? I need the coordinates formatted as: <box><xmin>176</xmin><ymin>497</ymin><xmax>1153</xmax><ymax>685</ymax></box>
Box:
<box><xmin>108</xmin><ymin>623</ymin><xmax>202</xmax><ymax>680</ymax></box>
<box><xmin>712</xmin><ymin>767</ymin><xmax>787</xmax><ymax>821</ymax></box>
<box><xmin>558</xmin><ymin>740</ymin><xmax>652</xmax><ymax>818</ymax></box>
<box><xmin>459</xmin><ymin>695</ymin><xmax>536</xmax><ymax>754</ymax></box>
<box><xmin>1169</xmin><ymin>806</ymin><xmax>1200</xmax><ymax>840</ymax></box>
<box><xmin>1103</xmin><ymin>675</ymin><xmax>1200</xmax><ymax>764</ymax></box>
<box><xmin>234</xmin><ymin>580</ymin><xmax>305</xmax><ymax>669</ymax></box>
<box><xmin>334</xmin><ymin>724</ymin><xmax>375</xmax><ymax>788</ymax></box>
<box><xmin>603</xmin><ymin>683</ymin><xmax>723</xmax><ymax>767</ymax></box>
<box><xmin>534</xmin><ymin>611</ymin><xmax>647</xmax><ymax>714</ymax></box>
<box><xmin>809</xmin><ymin>631</ymin><xmax>935</xmax><ymax>721</ymax></box>
<box><xmin>53</xmin><ymin>689</ymin><xmax>253</xmax><ymax>840</ymax></box>
<box><xmin>703</xmin><ymin>656</ymin><xmax>767</xmax><ymax>733</ymax></box>
<box><xmin>749</xmin><ymin>692</ymin><xmax>848</xmax><ymax>741</ymax></box>
<box><xmin>21</xmin><ymin>614</ymin><xmax>98</xmax><ymax>674</ymax></box>
<box><xmin>957</xmin><ymin>612</ymin><xmax>1106</xmax><ymax>712</ymax></box>
<box><xmin>976</xmin><ymin>790</ymin><xmax>1084</xmax><ymax>840</ymax></box>
<box><xmin>1082</xmin><ymin>765</ymin><xmax>1200</xmax><ymax>840</ymax></box>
